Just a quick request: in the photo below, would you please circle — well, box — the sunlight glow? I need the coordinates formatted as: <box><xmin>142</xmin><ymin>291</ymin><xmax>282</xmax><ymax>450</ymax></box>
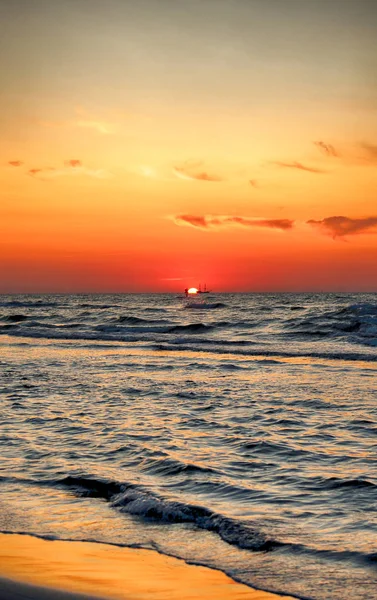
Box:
<box><xmin>139</xmin><ymin>166</ymin><xmax>158</xmax><ymax>178</ymax></box>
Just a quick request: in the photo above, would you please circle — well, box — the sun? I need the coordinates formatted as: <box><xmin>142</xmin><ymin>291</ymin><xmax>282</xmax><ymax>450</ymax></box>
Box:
<box><xmin>188</xmin><ymin>287</ymin><xmax>198</xmax><ymax>294</ymax></box>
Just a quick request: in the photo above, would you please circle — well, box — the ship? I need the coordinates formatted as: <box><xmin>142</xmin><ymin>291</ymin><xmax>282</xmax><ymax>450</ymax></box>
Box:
<box><xmin>197</xmin><ymin>283</ymin><xmax>211</xmax><ymax>294</ymax></box>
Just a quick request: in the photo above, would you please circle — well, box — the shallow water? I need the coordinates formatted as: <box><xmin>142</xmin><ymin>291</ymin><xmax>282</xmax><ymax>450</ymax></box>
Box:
<box><xmin>0</xmin><ymin>293</ymin><xmax>376</xmax><ymax>599</ymax></box>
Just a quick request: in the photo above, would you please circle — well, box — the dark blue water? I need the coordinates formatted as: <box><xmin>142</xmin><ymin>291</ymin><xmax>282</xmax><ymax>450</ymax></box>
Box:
<box><xmin>1</xmin><ymin>293</ymin><xmax>376</xmax><ymax>599</ymax></box>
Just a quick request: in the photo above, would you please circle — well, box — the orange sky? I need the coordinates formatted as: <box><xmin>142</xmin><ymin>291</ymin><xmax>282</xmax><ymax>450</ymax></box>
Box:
<box><xmin>1</xmin><ymin>0</ymin><xmax>377</xmax><ymax>292</ymax></box>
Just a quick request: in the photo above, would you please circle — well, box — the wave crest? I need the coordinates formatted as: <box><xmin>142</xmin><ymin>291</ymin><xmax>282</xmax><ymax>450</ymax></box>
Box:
<box><xmin>58</xmin><ymin>475</ymin><xmax>275</xmax><ymax>551</ymax></box>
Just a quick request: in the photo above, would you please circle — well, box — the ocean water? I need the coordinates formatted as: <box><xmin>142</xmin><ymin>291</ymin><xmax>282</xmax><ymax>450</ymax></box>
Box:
<box><xmin>0</xmin><ymin>293</ymin><xmax>376</xmax><ymax>599</ymax></box>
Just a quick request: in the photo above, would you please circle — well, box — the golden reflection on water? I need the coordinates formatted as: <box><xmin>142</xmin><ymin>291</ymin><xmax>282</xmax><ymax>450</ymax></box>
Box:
<box><xmin>2</xmin><ymin>334</ymin><xmax>376</xmax><ymax>370</ymax></box>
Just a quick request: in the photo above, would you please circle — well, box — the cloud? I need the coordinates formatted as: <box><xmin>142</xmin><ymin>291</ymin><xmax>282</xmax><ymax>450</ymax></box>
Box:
<box><xmin>37</xmin><ymin>108</ymin><xmax>117</xmax><ymax>135</ymax></box>
<box><xmin>73</xmin><ymin>106</ymin><xmax>118</xmax><ymax>134</ymax></box>
<box><xmin>172</xmin><ymin>213</ymin><xmax>377</xmax><ymax>239</ymax></box>
<box><xmin>65</xmin><ymin>159</ymin><xmax>82</xmax><ymax>168</ymax></box>
<box><xmin>172</xmin><ymin>214</ymin><xmax>294</xmax><ymax>231</ymax></box>
<box><xmin>230</xmin><ymin>217</ymin><xmax>294</xmax><ymax>230</ymax></box>
<box><xmin>8</xmin><ymin>160</ymin><xmax>23</xmax><ymax>167</ymax></box>
<box><xmin>307</xmin><ymin>216</ymin><xmax>377</xmax><ymax>238</ymax></box>
<box><xmin>28</xmin><ymin>161</ymin><xmax>111</xmax><ymax>180</ymax></box>
<box><xmin>174</xmin><ymin>215</ymin><xmax>209</xmax><ymax>228</ymax></box>
<box><xmin>173</xmin><ymin>161</ymin><xmax>223</xmax><ymax>182</ymax></box>
<box><xmin>359</xmin><ymin>142</ymin><xmax>377</xmax><ymax>163</ymax></box>
<box><xmin>76</xmin><ymin>120</ymin><xmax>115</xmax><ymax>134</ymax></box>
<box><xmin>311</xmin><ymin>140</ymin><xmax>377</xmax><ymax>166</ymax></box>
<box><xmin>314</xmin><ymin>141</ymin><xmax>339</xmax><ymax>157</ymax></box>
<box><xmin>273</xmin><ymin>161</ymin><xmax>327</xmax><ymax>174</ymax></box>
<box><xmin>28</xmin><ymin>167</ymin><xmax>55</xmax><ymax>177</ymax></box>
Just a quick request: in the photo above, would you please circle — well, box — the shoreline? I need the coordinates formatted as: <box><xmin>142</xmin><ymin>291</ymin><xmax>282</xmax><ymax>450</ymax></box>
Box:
<box><xmin>0</xmin><ymin>533</ymin><xmax>296</xmax><ymax>600</ymax></box>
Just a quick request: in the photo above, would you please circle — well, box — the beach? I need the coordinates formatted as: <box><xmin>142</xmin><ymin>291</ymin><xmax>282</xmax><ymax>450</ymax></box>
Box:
<box><xmin>0</xmin><ymin>533</ymin><xmax>294</xmax><ymax>600</ymax></box>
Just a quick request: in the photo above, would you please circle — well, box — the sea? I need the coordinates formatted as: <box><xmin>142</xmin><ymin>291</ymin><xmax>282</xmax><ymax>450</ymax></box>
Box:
<box><xmin>0</xmin><ymin>293</ymin><xmax>376</xmax><ymax>599</ymax></box>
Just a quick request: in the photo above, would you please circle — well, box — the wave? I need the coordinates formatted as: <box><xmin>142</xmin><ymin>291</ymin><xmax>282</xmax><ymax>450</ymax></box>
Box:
<box><xmin>118</xmin><ymin>315</ymin><xmax>168</xmax><ymax>325</ymax></box>
<box><xmin>340</xmin><ymin>303</ymin><xmax>377</xmax><ymax>316</ymax></box>
<box><xmin>167</xmin><ymin>323</ymin><xmax>214</xmax><ymax>333</ymax></box>
<box><xmin>1</xmin><ymin>300</ymin><xmax>376</xmax><ymax>360</ymax></box>
<box><xmin>2</xmin><ymin>314</ymin><xmax>29</xmax><ymax>322</ymax></box>
<box><xmin>152</xmin><ymin>342</ymin><xmax>377</xmax><ymax>362</ymax></box>
<box><xmin>0</xmin><ymin>300</ymin><xmax>60</xmax><ymax>308</ymax></box>
<box><xmin>79</xmin><ymin>303</ymin><xmax>120</xmax><ymax>309</ymax></box>
<box><xmin>19</xmin><ymin>474</ymin><xmax>376</xmax><ymax>568</ymax></box>
<box><xmin>2</xmin><ymin>325</ymin><xmax>376</xmax><ymax>362</ymax></box>
<box><xmin>284</xmin><ymin>302</ymin><xmax>377</xmax><ymax>344</ymax></box>
<box><xmin>3</xmin><ymin>469</ymin><xmax>377</xmax><ymax>578</ymax></box>
<box><xmin>137</xmin><ymin>456</ymin><xmax>218</xmax><ymax>477</ymax></box>
<box><xmin>57</xmin><ymin>475</ymin><xmax>275</xmax><ymax>551</ymax></box>
<box><xmin>0</xmin><ymin>319</ymin><xmax>83</xmax><ymax>330</ymax></box>
<box><xmin>184</xmin><ymin>302</ymin><xmax>226</xmax><ymax>309</ymax></box>
<box><xmin>316</xmin><ymin>477</ymin><xmax>376</xmax><ymax>491</ymax></box>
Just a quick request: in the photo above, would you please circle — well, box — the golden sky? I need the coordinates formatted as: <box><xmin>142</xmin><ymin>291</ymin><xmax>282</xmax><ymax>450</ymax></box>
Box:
<box><xmin>1</xmin><ymin>0</ymin><xmax>377</xmax><ymax>292</ymax></box>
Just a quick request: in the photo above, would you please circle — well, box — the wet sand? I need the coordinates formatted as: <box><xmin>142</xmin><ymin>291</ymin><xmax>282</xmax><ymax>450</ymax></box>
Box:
<box><xmin>0</xmin><ymin>533</ymin><xmax>295</xmax><ymax>600</ymax></box>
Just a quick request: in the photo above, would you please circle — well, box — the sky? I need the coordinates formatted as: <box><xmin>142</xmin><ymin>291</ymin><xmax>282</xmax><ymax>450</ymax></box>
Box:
<box><xmin>1</xmin><ymin>0</ymin><xmax>377</xmax><ymax>292</ymax></box>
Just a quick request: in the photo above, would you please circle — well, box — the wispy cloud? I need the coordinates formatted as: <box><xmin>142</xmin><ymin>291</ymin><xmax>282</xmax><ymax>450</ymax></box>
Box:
<box><xmin>272</xmin><ymin>161</ymin><xmax>327</xmax><ymax>174</ymax></box>
<box><xmin>74</xmin><ymin>106</ymin><xmax>117</xmax><ymax>134</ymax></box>
<box><xmin>311</xmin><ymin>140</ymin><xmax>377</xmax><ymax>166</ymax></box>
<box><xmin>307</xmin><ymin>216</ymin><xmax>377</xmax><ymax>238</ymax></box>
<box><xmin>313</xmin><ymin>141</ymin><xmax>339</xmax><ymax>158</ymax></box>
<box><xmin>359</xmin><ymin>142</ymin><xmax>377</xmax><ymax>163</ymax></box>
<box><xmin>173</xmin><ymin>160</ymin><xmax>223</xmax><ymax>182</ymax></box>
<box><xmin>172</xmin><ymin>214</ymin><xmax>294</xmax><ymax>231</ymax></box>
<box><xmin>38</xmin><ymin>118</ymin><xmax>115</xmax><ymax>134</ymax></box>
<box><xmin>173</xmin><ymin>213</ymin><xmax>377</xmax><ymax>239</ymax></box>
<box><xmin>76</xmin><ymin>120</ymin><xmax>115</xmax><ymax>134</ymax></box>
<box><xmin>65</xmin><ymin>159</ymin><xmax>82</xmax><ymax>168</ymax></box>
<box><xmin>28</xmin><ymin>167</ymin><xmax>55</xmax><ymax>178</ymax></box>
<box><xmin>8</xmin><ymin>160</ymin><xmax>24</xmax><ymax>167</ymax></box>
<box><xmin>28</xmin><ymin>160</ymin><xmax>111</xmax><ymax>180</ymax></box>
<box><xmin>37</xmin><ymin>107</ymin><xmax>118</xmax><ymax>135</ymax></box>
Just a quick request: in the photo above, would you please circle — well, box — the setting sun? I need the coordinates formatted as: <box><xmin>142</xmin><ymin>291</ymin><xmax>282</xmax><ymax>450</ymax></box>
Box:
<box><xmin>188</xmin><ymin>288</ymin><xmax>198</xmax><ymax>294</ymax></box>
